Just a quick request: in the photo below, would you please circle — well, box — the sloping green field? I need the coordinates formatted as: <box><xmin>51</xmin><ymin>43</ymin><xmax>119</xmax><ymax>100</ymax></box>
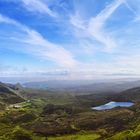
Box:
<box><xmin>48</xmin><ymin>133</ymin><xmax>100</xmax><ymax>140</ymax></box>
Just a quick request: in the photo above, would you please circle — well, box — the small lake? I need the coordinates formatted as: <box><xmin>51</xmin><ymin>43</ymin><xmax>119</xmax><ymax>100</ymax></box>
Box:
<box><xmin>92</xmin><ymin>101</ymin><xmax>134</xmax><ymax>111</ymax></box>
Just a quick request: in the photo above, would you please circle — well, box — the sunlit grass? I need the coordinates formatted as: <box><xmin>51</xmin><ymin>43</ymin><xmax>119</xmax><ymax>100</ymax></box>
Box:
<box><xmin>48</xmin><ymin>133</ymin><xmax>100</xmax><ymax>140</ymax></box>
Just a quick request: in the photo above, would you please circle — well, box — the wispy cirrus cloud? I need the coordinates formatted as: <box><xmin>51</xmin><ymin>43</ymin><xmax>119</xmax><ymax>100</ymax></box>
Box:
<box><xmin>1</xmin><ymin>0</ymin><xmax>140</xmax><ymax>79</ymax></box>
<box><xmin>70</xmin><ymin>0</ymin><xmax>133</xmax><ymax>52</ymax></box>
<box><xmin>88</xmin><ymin>0</ymin><xmax>125</xmax><ymax>51</ymax></box>
<box><xmin>0</xmin><ymin>14</ymin><xmax>18</xmax><ymax>25</ymax></box>
<box><xmin>0</xmin><ymin>14</ymin><xmax>77</xmax><ymax>68</ymax></box>
<box><xmin>3</xmin><ymin>0</ymin><xmax>55</xmax><ymax>17</ymax></box>
<box><xmin>21</xmin><ymin>0</ymin><xmax>56</xmax><ymax>17</ymax></box>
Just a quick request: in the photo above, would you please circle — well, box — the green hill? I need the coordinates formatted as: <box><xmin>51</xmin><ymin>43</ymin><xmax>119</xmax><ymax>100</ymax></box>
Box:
<box><xmin>0</xmin><ymin>82</ymin><xmax>24</xmax><ymax>105</ymax></box>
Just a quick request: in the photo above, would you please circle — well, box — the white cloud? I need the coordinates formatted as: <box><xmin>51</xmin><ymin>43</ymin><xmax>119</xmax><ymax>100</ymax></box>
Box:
<box><xmin>88</xmin><ymin>0</ymin><xmax>125</xmax><ymax>51</ymax></box>
<box><xmin>0</xmin><ymin>0</ymin><xmax>140</xmax><ymax>80</ymax></box>
<box><xmin>0</xmin><ymin>0</ymin><xmax>56</xmax><ymax>17</ymax></box>
<box><xmin>70</xmin><ymin>11</ymin><xmax>86</xmax><ymax>30</ymax></box>
<box><xmin>0</xmin><ymin>14</ymin><xmax>18</xmax><ymax>25</ymax></box>
<box><xmin>70</xmin><ymin>0</ymin><xmax>127</xmax><ymax>52</ymax></box>
<box><xmin>24</xmin><ymin>30</ymin><xmax>77</xmax><ymax>68</ymax></box>
<box><xmin>21</xmin><ymin>0</ymin><xmax>56</xmax><ymax>17</ymax></box>
<box><xmin>0</xmin><ymin>14</ymin><xmax>77</xmax><ymax>68</ymax></box>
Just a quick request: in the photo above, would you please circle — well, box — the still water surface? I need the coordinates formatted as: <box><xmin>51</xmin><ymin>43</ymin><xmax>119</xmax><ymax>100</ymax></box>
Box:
<box><xmin>92</xmin><ymin>101</ymin><xmax>134</xmax><ymax>111</ymax></box>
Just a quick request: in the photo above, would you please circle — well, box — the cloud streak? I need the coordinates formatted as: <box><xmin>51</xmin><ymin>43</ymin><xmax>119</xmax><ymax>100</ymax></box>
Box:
<box><xmin>70</xmin><ymin>0</ymin><xmax>127</xmax><ymax>52</ymax></box>
<box><xmin>0</xmin><ymin>14</ymin><xmax>77</xmax><ymax>68</ymax></box>
<box><xmin>88</xmin><ymin>0</ymin><xmax>125</xmax><ymax>51</ymax></box>
<box><xmin>0</xmin><ymin>0</ymin><xmax>140</xmax><ymax>79</ymax></box>
<box><xmin>21</xmin><ymin>0</ymin><xmax>56</xmax><ymax>17</ymax></box>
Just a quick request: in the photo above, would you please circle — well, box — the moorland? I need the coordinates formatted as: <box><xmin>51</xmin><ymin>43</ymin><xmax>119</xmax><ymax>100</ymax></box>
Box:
<box><xmin>1</xmin><ymin>80</ymin><xmax>140</xmax><ymax>140</ymax></box>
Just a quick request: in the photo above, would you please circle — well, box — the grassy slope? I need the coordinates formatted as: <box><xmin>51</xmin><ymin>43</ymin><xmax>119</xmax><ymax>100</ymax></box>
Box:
<box><xmin>48</xmin><ymin>133</ymin><xmax>100</xmax><ymax>140</ymax></box>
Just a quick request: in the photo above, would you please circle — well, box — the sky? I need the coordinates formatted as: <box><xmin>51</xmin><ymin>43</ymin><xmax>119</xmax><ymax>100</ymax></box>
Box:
<box><xmin>0</xmin><ymin>0</ymin><xmax>140</xmax><ymax>81</ymax></box>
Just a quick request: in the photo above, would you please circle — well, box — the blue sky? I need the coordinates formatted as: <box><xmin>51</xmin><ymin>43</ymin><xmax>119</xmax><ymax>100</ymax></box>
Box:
<box><xmin>0</xmin><ymin>0</ymin><xmax>140</xmax><ymax>80</ymax></box>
